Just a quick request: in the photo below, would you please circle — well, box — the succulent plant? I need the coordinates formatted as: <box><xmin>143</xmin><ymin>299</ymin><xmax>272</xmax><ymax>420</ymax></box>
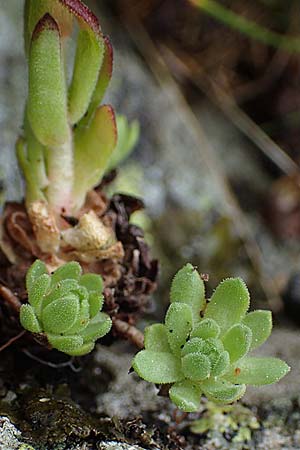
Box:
<box><xmin>20</xmin><ymin>259</ymin><xmax>111</xmax><ymax>355</ymax></box>
<box><xmin>132</xmin><ymin>264</ymin><xmax>290</xmax><ymax>411</ymax></box>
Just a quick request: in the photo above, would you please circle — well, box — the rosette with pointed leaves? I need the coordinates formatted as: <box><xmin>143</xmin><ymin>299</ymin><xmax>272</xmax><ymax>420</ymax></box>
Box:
<box><xmin>132</xmin><ymin>264</ymin><xmax>290</xmax><ymax>412</ymax></box>
<box><xmin>19</xmin><ymin>259</ymin><xmax>111</xmax><ymax>355</ymax></box>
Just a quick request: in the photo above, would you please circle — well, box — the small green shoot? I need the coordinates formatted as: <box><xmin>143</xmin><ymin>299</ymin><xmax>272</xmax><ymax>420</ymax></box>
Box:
<box><xmin>132</xmin><ymin>264</ymin><xmax>290</xmax><ymax>412</ymax></box>
<box><xmin>20</xmin><ymin>259</ymin><xmax>111</xmax><ymax>355</ymax></box>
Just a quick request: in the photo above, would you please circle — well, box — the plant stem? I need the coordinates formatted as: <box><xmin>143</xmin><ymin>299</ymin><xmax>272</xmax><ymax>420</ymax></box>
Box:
<box><xmin>46</xmin><ymin>127</ymin><xmax>74</xmax><ymax>215</ymax></box>
<box><xmin>190</xmin><ymin>0</ymin><xmax>300</xmax><ymax>53</ymax></box>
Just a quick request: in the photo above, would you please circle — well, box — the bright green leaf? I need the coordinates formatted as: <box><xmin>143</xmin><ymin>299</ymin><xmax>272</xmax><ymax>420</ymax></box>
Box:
<box><xmin>144</xmin><ymin>324</ymin><xmax>171</xmax><ymax>352</ymax></box>
<box><xmin>170</xmin><ymin>264</ymin><xmax>205</xmax><ymax>320</ymax></box>
<box><xmin>50</xmin><ymin>261</ymin><xmax>82</xmax><ymax>286</ymax></box>
<box><xmin>191</xmin><ymin>318</ymin><xmax>220</xmax><ymax>340</ymax></box>
<box><xmin>42</xmin><ymin>294</ymin><xmax>79</xmax><ymax>334</ymax></box>
<box><xmin>73</xmin><ymin>105</ymin><xmax>117</xmax><ymax>211</ymax></box>
<box><xmin>26</xmin><ymin>259</ymin><xmax>48</xmax><ymax>293</ymax></box>
<box><xmin>47</xmin><ymin>334</ymin><xmax>83</xmax><ymax>353</ymax></box>
<box><xmin>169</xmin><ymin>380</ymin><xmax>202</xmax><ymax>412</ymax></box>
<box><xmin>182</xmin><ymin>353</ymin><xmax>211</xmax><ymax>381</ymax></box>
<box><xmin>28</xmin><ymin>14</ymin><xmax>69</xmax><ymax>147</ymax></box>
<box><xmin>81</xmin><ymin>36</ymin><xmax>113</xmax><ymax>126</ymax></box>
<box><xmin>181</xmin><ymin>337</ymin><xmax>206</xmax><ymax>357</ymax></box>
<box><xmin>211</xmin><ymin>351</ymin><xmax>230</xmax><ymax>377</ymax></box>
<box><xmin>242</xmin><ymin>310</ymin><xmax>272</xmax><ymax>350</ymax></box>
<box><xmin>132</xmin><ymin>350</ymin><xmax>184</xmax><ymax>384</ymax></box>
<box><xmin>20</xmin><ymin>304</ymin><xmax>41</xmax><ymax>333</ymax></box>
<box><xmin>80</xmin><ymin>312</ymin><xmax>112</xmax><ymax>342</ymax></box>
<box><xmin>68</xmin><ymin>29</ymin><xmax>104</xmax><ymax>124</ymax></box>
<box><xmin>66</xmin><ymin>341</ymin><xmax>95</xmax><ymax>356</ymax></box>
<box><xmin>88</xmin><ymin>292</ymin><xmax>104</xmax><ymax>318</ymax></box>
<box><xmin>222</xmin><ymin>324</ymin><xmax>252</xmax><ymax>363</ymax></box>
<box><xmin>226</xmin><ymin>357</ymin><xmax>290</xmax><ymax>386</ymax></box>
<box><xmin>165</xmin><ymin>303</ymin><xmax>193</xmax><ymax>356</ymax></box>
<box><xmin>202</xmin><ymin>379</ymin><xmax>246</xmax><ymax>404</ymax></box>
<box><xmin>204</xmin><ymin>278</ymin><xmax>250</xmax><ymax>336</ymax></box>
<box><xmin>79</xmin><ymin>273</ymin><xmax>103</xmax><ymax>293</ymax></box>
<box><xmin>107</xmin><ymin>115</ymin><xmax>140</xmax><ymax>171</ymax></box>
<box><xmin>28</xmin><ymin>273</ymin><xmax>51</xmax><ymax>317</ymax></box>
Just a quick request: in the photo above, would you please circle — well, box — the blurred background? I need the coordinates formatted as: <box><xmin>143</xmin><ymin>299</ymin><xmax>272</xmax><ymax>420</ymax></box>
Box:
<box><xmin>2</xmin><ymin>0</ymin><xmax>300</xmax><ymax>402</ymax></box>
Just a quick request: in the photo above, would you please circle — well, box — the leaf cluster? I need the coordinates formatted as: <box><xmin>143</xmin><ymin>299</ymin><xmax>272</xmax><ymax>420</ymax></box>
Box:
<box><xmin>132</xmin><ymin>264</ymin><xmax>290</xmax><ymax>411</ymax></box>
<box><xmin>19</xmin><ymin>0</ymin><xmax>138</xmax><ymax>214</ymax></box>
<box><xmin>20</xmin><ymin>260</ymin><xmax>111</xmax><ymax>355</ymax></box>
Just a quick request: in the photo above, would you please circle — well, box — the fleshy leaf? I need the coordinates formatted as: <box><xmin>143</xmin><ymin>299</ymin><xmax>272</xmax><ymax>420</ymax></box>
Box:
<box><xmin>47</xmin><ymin>334</ymin><xmax>83</xmax><ymax>353</ymax></box>
<box><xmin>79</xmin><ymin>273</ymin><xmax>103</xmax><ymax>292</ymax></box>
<box><xmin>28</xmin><ymin>14</ymin><xmax>69</xmax><ymax>147</ymax></box>
<box><xmin>42</xmin><ymin>294</ymin><xmax>79</xmax><ymax>334</ymax></box>
<box><xmin>73</xmin><ymin>105</ymin><xmax>117</xmax><ymax>210</ymax></box>
<box><xmin>26</xmin><ymin>259</ymin><xmax>48</xmax><ymax>293</ymax></box>
<box><xmin>182</xmin><ymin>353</ymin><xmax>211</xmax><ymax>381</ymax></box>
<box><xmin>66</xmin><ymin>341</ymin><xmax>95</xmax><ymax>356</ymax></box>
<box><xmin>204</xmin><ymin>278</ymin><xmax>250</xmax><ymax>336</ymax></box>
<box><xmin>169</xmin><ymin>380</ymin><xmax>202</xmax><ymax>412</ymax></box>
<box><xmin>222</xmin><ymin>324</ymin><xmax>252</xmax><ymax>363</ymax></box>
<box><xmin>242</xmin><ymin>310</ymin><xmax>272</xmax><ymax>350</ymax></box>
<box><xmin>65</xmin><ymin>296</ymin><xmax>90</xmax><ymax>334</ymax></box>
<box><xmin>165</xmin><ymin>303</ymin><xmax>193</xmax><ymax>356</ymax></box>
<box><xmin>211</xmin><ymin>351</ymin><xmax>230</xmax><ymax>377</ymax></box>
<box><xmin>16</xmin><ymin>138</ymin><xmax>46</xmax><ymax>206</ymax></box>
<box><xmin>226</xmin><ymin>357</ymin><xmax>290</xmax><ymax>386</ymax></box>
<box><xmin>107</xmin><ymin>115</ymin><xmax>140</xmax><ymax>171</ymax></box>
<box><xmin>80</xmin><ymin>312</ymin><xmax>112</xmax><ymax>342</ymax></box>
<box><xmin>144</xmin><ymin>324</ymin><xmax>171</xmax><ymax>352</ymax></box>
<box><xmin>202</xmin><ymin>379</ymin><xmax>246</xmax><ymax>404</ymax></box>
<box><xmin>24</xmin><ymin>0</ymin><xmax>74</xmax><ymax>55</ymax></box>
<box><xmin>50</xmin><ymin>261</ymin><xmax>82</xmax><ymax>286</ymax></box>
<box><xmin>28</xmin><ymin>273</ymin><xmax>51</xmax><ymax>317</ymax></box>
<box><xmin>88</xmin><ymin>292</ymin><xmax>104</xmax><ymax>318</ymax></box>
<box><xmin>132</xmin><ymin>350</ymin><xmax>184</xmax><ymax>384</ymax></box>
<box><xmin>42</xmin><ymin>279</ymin><xmax>78</xmax><ymax>309</ymax></box>
<box><xmin>191</xmin><ymin>318</ymin><xmax>220</xmax><ymax>340</ymax></box>
<box><xmin>81</xmin><ymin>36</ymin><xmax>113</xmax><ymax>126</ymax></box>
<box><xmin>68</xmin><ymin>29</ymin><xmax>104</xmax><ymax>124</ymax></box>
<box><xmin>20</xmin><ymin>304</ymin><xmax>42</xmax><ymax>333</ymax></box>
<box><xmin>181</xmin><ymin>337</ymin><xmax>206</xmax><ymax>357</ymax></box>
<box><xmin>170</xmin><ymin>264</ymin><xmax>205</xmax><ymax>320</ymax></box>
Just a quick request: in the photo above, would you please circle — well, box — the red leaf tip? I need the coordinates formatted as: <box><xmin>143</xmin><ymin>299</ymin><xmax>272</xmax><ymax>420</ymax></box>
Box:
<box><xmin>32</xmin><ymin>13</ymin><xmax>60</xmax><ymax>41</ymax></box>
<box><xmin>58</xmin><ymin>0</ymin><xmax>101</xmax><ymax>35</ymax></box>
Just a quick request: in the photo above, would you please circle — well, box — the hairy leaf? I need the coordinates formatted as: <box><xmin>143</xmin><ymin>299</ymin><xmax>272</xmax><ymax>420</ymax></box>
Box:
<box><xmin>28</xmin><ymin>14</ymin><xmax>69</xmax><ymax>147</ymax></box>
<box><xmin>80</xmin><ymin>312</ymin><xmax>112</xmax><ymax>342</ymax></box>
<box><xmin>26</xmin><ymin>259</ymin><xmax>48</xmax><ymax>293</ymax></box>
<box><xmin>68</xmin><ymin>29</ymin><xmax>104</xmax><ymax>124</ymax></box>
<box><xmin>20</xmin><ymin>304</ymin><xmax>42</xmax><ymax>333</ymax></box>
<box><xmin>47</xmin><ymin>334</ymin><xmax>83</xmax><ymax>353</ymax></box>
<box><xmin>191</xmin><ymin>318</ymin><xmax>220</xmax><ymax>340</ymax></box>
<box><xmin>28</xmin><ymin>273</ymin><xmax>51</xmax><ymax>317</ymax></box>
<box><xmin>204</xmin><ymin>278</ymin><xmax>250</xmax><ymax>335</ymax></box>
<box><xmin>132</xmin><ymin>350</ymin><xmax>184</xmax><ymax>384</ymax></box>
<box><xmin>226</xmin><ymin>357</ymin><xmax>290</xmax><ymax>386</ymax></box>
<box><xmin>182</xmin><ymin>353</ymin><xmax>211</xmax><ymax>381</ymax></box>
<box><xmin>42</xmin><ymin>294</ymin><xmax>79</xmax><ymax>334</ymax></box>
<box><xmin>169</xmin><ymin>381</ymin><xmax>202</xmax><ymax>412</ymax></box>
<box><xmin>170</xmin><ymin>263</ymin><xmax>205</xmax><ymax>320</ymax></box>
<box><xmin>51</xmin><ymin>261</ymin><xmax>82</xmax><ymax>286</ymax></box>
<box><xmin>242</xmin><ymin>310</ymin><xmax>272</xmax><ymax>350</ymax></box>
<box><xmin>144</xmin><ymin>324</ymin><xmax>171</xmax><ymax>352</ymax></box>
<box><xmin>165</xmin><ymin>303</ymin><xmax>193</xmax><ymax>356</ymax></box>
<box><xmin>202</xmin><ymin>379</ymin><xmax>246</xmax><ymax>404</ymax></box>
<box><xmin>222</xmin><ymin>324</ymin><xmax>252</xmax><ymax>363</ymax></box>
<box><xmin>73</xmin><ymin>105</ymin><xmax>117</xmax><ymax>210</ymax></box>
